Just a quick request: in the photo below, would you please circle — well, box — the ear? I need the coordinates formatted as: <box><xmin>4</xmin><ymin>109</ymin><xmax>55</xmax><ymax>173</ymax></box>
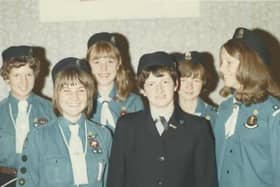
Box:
<box><xmin>140</xmin><ymin>89</ymin><xmax>146</xmax><ymax>97</ymax></box>
<box><xmin>174</xmin><ymin>80</ymin><xmax>179</xmax><ymax>92</ymax></box>
<box><xmin>5</xmin><ymin>79</ymin><xmax>10</xmax><ymax>85</ymax></box>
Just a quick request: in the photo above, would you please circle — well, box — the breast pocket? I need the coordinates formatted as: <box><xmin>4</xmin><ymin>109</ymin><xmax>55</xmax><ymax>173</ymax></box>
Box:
<box><xmin>43</xmin><ymin>156</ymin><xmax>72</xmax><ymax>184</ymax></box>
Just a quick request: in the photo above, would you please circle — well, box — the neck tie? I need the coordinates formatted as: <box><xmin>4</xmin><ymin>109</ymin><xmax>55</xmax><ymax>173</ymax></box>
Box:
<box><xmin>98</xmin><ymin>96</ymin><xmax>115</xmax><ymax>128</ymax></box>
<box><xmin>16</xmin><ymin>100</ymin><xmax>29</xmax><ymax>153</ymax></box>
<box><xmin>155</xmin><ymin>116</ymin><xmax>169</xmax><ymax>136</ymax></box>
<box><xmin>68</xmin><ymin>124</ymin><xmax>88</xmax><ymax>185</ymax></box>
<box><xmin>159</xmin><ymin>116</ymin><xmax>169</xmax><ymax>131</ymax></box>
<box><xmin>225</xmin><ymin>103</ymin><xmax>240</xmax><ymax>138</ymax></box>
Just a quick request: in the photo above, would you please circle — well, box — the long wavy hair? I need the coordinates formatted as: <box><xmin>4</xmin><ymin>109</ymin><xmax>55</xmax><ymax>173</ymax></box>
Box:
<box><xmin>219</xmin><ymin>39</ymin><xmax>280</xmax><ymax>104</ymax></box>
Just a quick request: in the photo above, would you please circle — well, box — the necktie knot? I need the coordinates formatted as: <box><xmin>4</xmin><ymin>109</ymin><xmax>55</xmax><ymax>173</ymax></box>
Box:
<box><xmin>98</xmin><ymin>96</ymin><xmax>112</xmax><ymax>104</ymax></box>
<box><xmin>69</xmin><ymin>124</ymin><xmax>79</xmax><ymax>136</ymax></box>
<box><xmin>18</xmin><ymin>100</ymin><xmax>28</xmax><ymax>113</ymax></box>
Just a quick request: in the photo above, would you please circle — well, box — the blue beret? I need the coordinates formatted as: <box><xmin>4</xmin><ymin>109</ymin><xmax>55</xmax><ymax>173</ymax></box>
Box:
<box><xmin>87</xmin><ymin>32</ymin><xmax>116</xmax><ymax>49</ymax></box>
<box><xmin>137</xmin><ymin>51</ymin><xmax>176</xmax><ymax>74</ymax></box>
<box><xmin>172</xmin><ymin>51</ymin><xmax>203</xmax><ymax>65</ymax></box>
<box><xmin>232</xmin><ymin>27</ymin><xmax>269</xmax><ymax>64</ymax></box>
<box><xmin>2</xmin><ymin>46</ymin><xmax>33</xmax><ymax>62</ymax></box>
<box><xmin>52</xmin><ymin>57</ymin><xmax>91</xmax><ymax>82</ymax></box>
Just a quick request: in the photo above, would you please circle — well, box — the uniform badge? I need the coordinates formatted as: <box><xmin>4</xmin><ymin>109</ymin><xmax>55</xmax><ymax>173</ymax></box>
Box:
<box><xmin>244</xmin><ymin>109</ymin><xmax>258</xmax><ymax>129</ymax></box>
<box><xmin>88</xmin><ymin>133</ymin><xmax>102</xmax><ymax>154</ymax></box>
<box><xmin>184</xmin><ymin>51</ymin><xmax>192</xmax><ymax>60</ymax></box>
<box><xmin>120</xmin><ymin>106</ymin><xmax>127</xmax><ymax>116</ymax></box>
<box><xmin>169</xmin><ymin>124</ymin><xmax>177</xmax><ymax>129</ymax></box>
<box><xmin>236</xmin><ymin>28</ymin><xmax>245</xmax><ymax>39</ymax></box>
<box><xmin>33</xmin><ymin>117</ymin><xmax>48</xmax><ymax>127</ymax></box>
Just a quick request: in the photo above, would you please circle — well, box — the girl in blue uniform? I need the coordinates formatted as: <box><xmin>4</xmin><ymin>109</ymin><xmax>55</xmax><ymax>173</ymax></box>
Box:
<box><xmin>175</xmin><ymin>51</ymin><xmax>217</xmax><ymax>125</ymax></box>
<box><xmin>16</xmin><ymin>57</ymin><xmax>112</xmax><ymax>187</ymax></box>
<box><xmin>0</xmin><ymin>46</ymin><xmax>55</xmax><ymax>187</ymax></box>
<box><xmin>213</xmin><ymin>27</ymin><xmax>280</xmax><ymax>187</ymax></box>
<box><xmin>86</xmin><ymin>32</ymin><xmax>143</xmax><ymax>131</ymax></box>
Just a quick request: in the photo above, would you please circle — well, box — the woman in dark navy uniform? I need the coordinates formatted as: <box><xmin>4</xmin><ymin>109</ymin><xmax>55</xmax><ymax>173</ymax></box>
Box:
<box><xmin>86</xmin><ymin>32</ymin><xmax>143</xmax><ymax>132</ymax></box>
<box><xmin>0</xmin><ymin>46</ymin><xmax>55</xmax><ymax>187</ymax></box>
<box><xmin>16</xmin><ymin>57</ymin><xmax>112</xmax><ymax>187</ymax></box>
<box><xmin>107</xmin><ymin>51</ymin><xmax>218</xmax><ymax>187</ymax></box>
<box><xmin>213</xmin><ymin>27</ymin><xmax>280</xmax><ymax>187</ymax></box>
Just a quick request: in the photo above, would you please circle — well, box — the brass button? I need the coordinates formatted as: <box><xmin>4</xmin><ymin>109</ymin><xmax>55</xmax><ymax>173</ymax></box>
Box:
<box><xmin>18</xmin><ymin>178</ymin><xmax>25</xmax><ymax>186</ymax></box>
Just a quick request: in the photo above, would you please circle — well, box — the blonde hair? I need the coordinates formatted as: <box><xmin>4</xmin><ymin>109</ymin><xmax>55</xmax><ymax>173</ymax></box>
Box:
<box><xmin>86</xmin><ymin>41</ymin><xmax>134</xmax><ymax>101</ymax></box>
<box><xmin>220</xmin><ymin>39</ymin><xmax>280</xmax><ymax>104</ymax></box>
<box><xmin>52</xmin><ymin>67</ymin><xmax>96</xmax><ymax>118</ymax></box>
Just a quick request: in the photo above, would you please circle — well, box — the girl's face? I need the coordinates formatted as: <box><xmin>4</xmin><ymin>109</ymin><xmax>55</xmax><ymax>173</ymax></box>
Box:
<box><xmin>58</xmin><ymin>81</ymin><xmax>87</xmax><ymax>121</ymax></box>
<box><xmin>89</xmin><ymin>53</ymin><xmax>118</xmax><ymax>88</ymax></box>
<box><xmin>178</xmin><ymin>76</ymin><xmax>203</xmax><ymax>101</ymax></box>
<box><xmin>7</xmin><ymin>63</ymin><xmax>35</xmax><ymax>100</ymax></box>
<box><xmin>220</xmin><ymin>47</ymin><xmax>241</xmax><ymax>89</ymax></box>
<box><xmin>141</xmin><ymin>72</ymin><xmax>177</xmax><ymax>109</ymax></box>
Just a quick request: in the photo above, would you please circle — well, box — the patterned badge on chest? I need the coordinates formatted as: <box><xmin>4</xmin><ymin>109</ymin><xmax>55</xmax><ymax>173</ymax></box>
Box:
<box><xmin>33</xmin><ymin>117</ymin><xmax>48</xmax><ymax>127</ymax></box>
<box><xmin>88</xmin><ymin>131</ymin><xmax>102</xmax><ymax>154</ymax></box>
<box><xmin>244</xmin><ymin>109</ymin><xmax>259</xmax><ymax>129</ymax></box>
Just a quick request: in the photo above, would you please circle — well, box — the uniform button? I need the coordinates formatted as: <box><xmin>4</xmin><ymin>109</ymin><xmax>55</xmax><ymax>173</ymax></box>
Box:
<box><xmin>22</xmin><ymin>155</ymin><xmax>28</xmax><ymax>162</ymax></box>
<box><xmin>20</xmin><ymin>167</ymin><xmax>27</xmax><ymax>174</ymax></box>
<box><xmin>229</xmin><ymin>149</ymin><xmax>233</xmax><ymax>153</ymax></box>
<box><xmin>18</xmin><ymin>178</ymin><xmax>25</xmax><ymax>186</ymax></box>
<box><xmin>157</xmin><ymin>180</ymin><xmax>163</xmax><ymax>186</ymax></box>
<box><xmin>159</xmin><ymin>156</ymin><xmax>165</xmax><ymax>162</ymax></box>
<box><xmin>226</xmin><ymin>170</ymin><xmax>230</xmax><ymax>174</ymax></box>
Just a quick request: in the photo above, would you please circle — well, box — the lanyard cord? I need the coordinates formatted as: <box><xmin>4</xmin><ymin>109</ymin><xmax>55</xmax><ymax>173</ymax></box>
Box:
<box><xmin>9</xmin><ymin>103</ymin><xmax>32</xmax><ymax>129</ymax></box>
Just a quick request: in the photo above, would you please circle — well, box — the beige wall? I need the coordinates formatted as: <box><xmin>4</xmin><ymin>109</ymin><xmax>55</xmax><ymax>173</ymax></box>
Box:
<box><xmin>0</xmin><ymin>0</ymin><xmax>279</xmax><ymax>105</ymax></box>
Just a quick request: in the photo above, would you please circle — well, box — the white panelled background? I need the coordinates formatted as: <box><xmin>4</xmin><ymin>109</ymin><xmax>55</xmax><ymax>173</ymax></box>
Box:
<box><xmin>0</xmin><ymin>0</ymin><xmax>279</xmax><ymax>104</ymax></box>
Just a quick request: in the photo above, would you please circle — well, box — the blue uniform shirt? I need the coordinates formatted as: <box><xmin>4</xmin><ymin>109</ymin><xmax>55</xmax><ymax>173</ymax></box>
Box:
<box><xmin>16</xmin><ymin>115</ymin><xmax>112</xmax><ymax>187</ymax></box>
<box><xmin>213</xmin><ymin>95</ymin><xmax>280</xmax><ymax>187</ymax></box>
<box><xmin>91</xmin><ymin>85</ymin><xmax>143</xmax><ymax>129</ymax></box>
<box><xmin>193</xmin><ymin>97</ymin><xmax>217</xmax><ymax>125</ymax></box>
<box><xmin>0</xmin><ymin>93</ymin><xmax>55</xmax><ymax>168</ymax></box>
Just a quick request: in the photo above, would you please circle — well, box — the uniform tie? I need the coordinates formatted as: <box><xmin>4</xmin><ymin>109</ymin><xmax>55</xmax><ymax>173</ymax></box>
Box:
<box><xmin>155</xmin><ymin>116</ymin><xmax>169</xmax><ymax>136</ymax></box>
<box><xmin>98</xmin><ymin>96</ymin><xmax>115</xmax><ymax>128</ymax></box>
<box><xmin>225</xmin><ymin>103</ymin><xmax>240</xmax><ymax>138</ymax></box>
<box><xmin>68</xmin><ymin>124</ymin><xmax>88</xmax><ymax>185</ymax></box>
<box><xmin>16</xmin><ymin>100</ymin><xmax>29</xmax><ymax>153</ymax></box>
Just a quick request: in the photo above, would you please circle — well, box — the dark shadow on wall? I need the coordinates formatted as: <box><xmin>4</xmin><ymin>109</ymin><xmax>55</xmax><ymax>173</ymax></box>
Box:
<box><xmin>253</xmin><ymin>28</ymin><xmax>280</xmax><ymax>88</ymax></box>
<box><xmin>199</xmin><ymin>52</ymin><xmax>219</xmax><ymax>107</ymax></box>
<box><xmin>32</xmin><ymin>46</ymin><xmax>52</xmax><ymax>100</ymax></box>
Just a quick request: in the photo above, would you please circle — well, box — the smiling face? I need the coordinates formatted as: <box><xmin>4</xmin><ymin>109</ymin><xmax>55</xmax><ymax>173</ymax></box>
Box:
<box><xmin>178</xmin><ymin>76</ymin><xmax>203</xmax><ymax>101</ymax></box>
<box><xmin>58</xmin><ymin>81</ymin><xmax>88</xmax><ymax>122</ymax></box>
<box><xmin>141</xmin><ymin>71</ymin><xmax>177</xmax><ymax>109</ymax></box>
<box><xmin>219</xmin><ymin>47</ymin><xmax>241</xmax><ymax>89</ymax></box>
<box><xmin>6</xmin><ymin>63</ymin><xmax>35</xmax><ymax>100</ymax></box>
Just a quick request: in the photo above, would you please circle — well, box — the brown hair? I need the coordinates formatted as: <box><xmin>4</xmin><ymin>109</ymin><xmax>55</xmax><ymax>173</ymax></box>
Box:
<box><xmin>178</xmin><ymin>60</ymin><xmax>206</xmax><ymax>84</ymax></box>
<box><xmin>52</xmin><ymin>67</ymin><xmax>96</xmax><ymax>118</ymax></box>
<box><xmin>219</xmin><ymin>39</ymin><xmax>280</xmax><ymax>104</ymax></box>
<box><xmin>86</xmin><ymin>41</ymin><xmax>134</xmax><ymax>101</ymax></box>
<box><xmin>0</xmin><ymin>56</ymin><xmax>40</xmax><ymax>80</ymax></box>
<box><xmin>137</xmin><ymin>66</ymin><xmax>178</xmax><ymax>89</ymax></box>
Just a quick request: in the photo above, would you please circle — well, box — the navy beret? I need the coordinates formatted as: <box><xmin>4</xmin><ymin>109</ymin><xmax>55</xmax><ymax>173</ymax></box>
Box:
<box><xmin>52</xmin><ymin>57</ymin><xmax>91</xmax><ymax>82</ymax></box>
<box><xmin>232</xmin><ymin>27</ymin><xmax>269</xmax><ymax>64</ymax></box>
<box><xmin>137</xmin><ymin>51</ymin><xmax>176</xmax><ymax>74</ymax></box>
<box><xmin>87</xmin><ymin>32</ymin><xmax>116</xmax><ymax>49</ymax></box>
<box><xmin>172</xmin><ymin>51</ymin><xmax>203</xmax><ymax>65</ymax></box>
<box><xmin>2</xmin><ymin>45</ymin><xmax>33</xmax><ymax>62</ymax></box>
